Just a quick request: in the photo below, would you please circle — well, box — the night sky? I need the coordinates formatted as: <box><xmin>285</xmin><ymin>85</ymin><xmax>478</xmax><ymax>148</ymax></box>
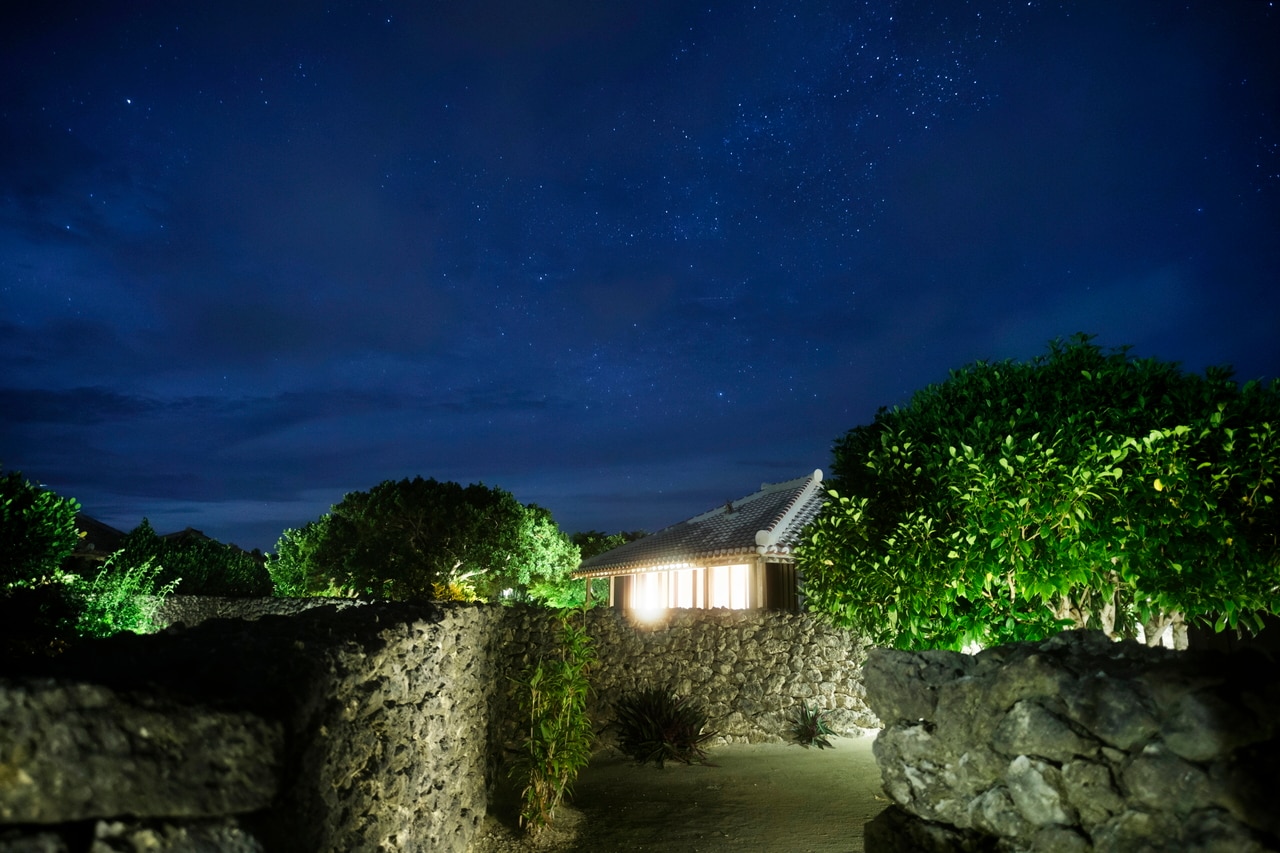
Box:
<box><xmin>3</xmin><ymin>1</ymin><xmax>1278</xmax><ymax>553</ymax></box>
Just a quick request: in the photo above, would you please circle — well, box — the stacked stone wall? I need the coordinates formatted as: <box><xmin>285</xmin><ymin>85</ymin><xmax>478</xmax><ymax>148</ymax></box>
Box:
<box><xmin>152</xmin><ymin>594</ymin><xmax>369</xmax><ymax>626</ymax></box>
<box><xmin>864</xmin><ymin>630</ymin><xmax>1280</xmax><ymax>852</ymax></box>
<box><xmin>0</xmin><ymin>602</ymin><xmax>875</xmax><ymax>852</ymax></box>
<box><xmin>490</xmin><ymin>606</ymin><xmax>877</xmax><ymax>749</ymax></box>
<box><xmin>2</xmin><ymin>603</ymin><xmax>501</xmax><ymax>853</ymax></box>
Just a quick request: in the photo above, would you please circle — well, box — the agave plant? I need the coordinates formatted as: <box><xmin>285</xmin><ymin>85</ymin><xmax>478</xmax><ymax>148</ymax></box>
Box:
<box><xmin>790</xmin><ymin>702</ymin><xmax>836</xmax><ymax>749</ymax></box>
<box><xmin>613</xmin><ymin>687</ymin><xmax>718</xmax><ymax>767</ymax></box>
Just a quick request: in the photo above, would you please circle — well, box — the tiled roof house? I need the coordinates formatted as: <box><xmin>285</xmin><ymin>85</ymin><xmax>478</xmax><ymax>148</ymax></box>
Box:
<box><xmin>573</xmin><ymin>469</ymin><xmax>827</xmax><ymax>613</ymax></box>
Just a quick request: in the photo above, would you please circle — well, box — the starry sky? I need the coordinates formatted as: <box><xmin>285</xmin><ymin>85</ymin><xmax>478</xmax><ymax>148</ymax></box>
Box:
<box><xmin>3</xmin><ymin>1</ymin><xmax>1278</xmax><ymax>552</ymax></box>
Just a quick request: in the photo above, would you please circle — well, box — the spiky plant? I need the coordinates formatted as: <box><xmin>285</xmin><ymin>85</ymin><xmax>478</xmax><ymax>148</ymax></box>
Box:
<box><xmin>613</xmin><ymin>687</ymin><xmax>718</xmax><ymax>767</ymax></box>
<box><xmin>790</xmin><ymin>702</ymin><xmax>836</xmax><ymax>749</ymax></box>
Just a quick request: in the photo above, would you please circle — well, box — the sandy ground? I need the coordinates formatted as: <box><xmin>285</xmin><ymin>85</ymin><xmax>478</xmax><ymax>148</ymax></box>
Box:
<box><xmin>471</xmin><ymin>734</ymin><xmax>890</xmax><ymax>853</ymax></box>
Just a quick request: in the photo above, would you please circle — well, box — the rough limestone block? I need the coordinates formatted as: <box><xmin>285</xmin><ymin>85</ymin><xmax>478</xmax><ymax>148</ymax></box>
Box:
<box><xmin>1061</xmin><ymin>759</ymin><xmax>1124</xmax><ymax>829</ymax></box>
<box><xmin>0</xmin><ymin>680</ymin><xmax>281</xmax><ymax>824</ymax></box>
<box><xmin>987</xmin><ymin>651</ymin><xmax>1077</xmax><ymax>711</ymax></box>
<box><xmin>1122</xmin><ymin>744</ymin><xmax>1215</xmax><ymax>814</ymax></box>
<box><xmin>1182</xmin><ymin>808</ymin><xmax>1274</xmax><ymax>853</ymax></box>
<box><xmin>0</xmin><ymin>829</ymin><xmax>67</xmax><ymax>852</ymax></box>
<box><xmin>1004</xmin><ymin>755</ymin><xmax>1075</xmax><ymax>827</ymax></box>
<box><xmin>91</xmin><ymin>818</ymin><xmax>264</xmax><ymax>852</ymax></box>
<box><xmin>1029</xmin><ymin>825</ymin><xmax>1091</xmax><ymax>853</ymax></box>
<box><xmin>967</xmin><ymin>785</ymin><xmax>1032</xmax><ymax>838</ymax></box>
<box><xmin>992</xmin><ymin>699</ymin><xmax>1097</xmax><ymax>763</ymax></box>
<box><xmin>1162</xmin><ymin>689</ymin><xmax>1264</xmax><ymax>763</ymax></box>
<box><xmin>1207</xmin><ymin>740</ymin><xmax>1280</xmax><ymax>837</ymax></box>
<box><xmin>1090</xmin><ymin>809</ymin><xmax>1183</xmax><ymax>853</ymax></box>
<box><xmin>864</xmin><ymin>647</ymin><xmax>971</xmax><ymax>724</ymax></box>
<box><xmin>1061</xmin><ymin>672</ymin><xmax>1159</xmax><ymax>751</ymax></box>
<box><xmin>864</xmin><ymin>630</ymin><xmax>1280</xmax><ymax>850</ymax></box>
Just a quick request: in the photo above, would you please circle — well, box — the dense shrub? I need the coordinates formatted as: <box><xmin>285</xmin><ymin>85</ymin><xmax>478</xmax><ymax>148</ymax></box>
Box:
<box><xmin>114</xmin><ymin>519</ymin><xmax>271</xmax><ymax>597</ymax></box>
<box><xmin>72</xmin><ymin>556</ymin><xmax>178</xmax><ymax>638</ymax></box>
<box><xmin>799</xmin><ymin>335</ymin><xmax>1280</xmax><ymax>650</ymax></box>
<box><xmin>613</xmin><ymin>687</ymin><xmax>718</xmax><ymax>767</ymax></box>
<box><xmin>272</xmin><ymin>477</ymin><xmax>580</xmax><ymax>604</ymax></box>
<box><xmin>0</xmin><ymin>468</ymin><xmax>80</xmax><ymax>589</ymax></box>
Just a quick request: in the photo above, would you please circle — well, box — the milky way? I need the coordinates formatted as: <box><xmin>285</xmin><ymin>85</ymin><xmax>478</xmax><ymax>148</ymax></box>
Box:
<box><xmin>2</xmin><ymin>1</ymin><xmax>1277</xmax><ymax>550</ymax></box>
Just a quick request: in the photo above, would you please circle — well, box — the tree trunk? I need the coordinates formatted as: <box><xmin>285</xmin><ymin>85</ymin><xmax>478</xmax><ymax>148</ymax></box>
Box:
<box><xmin>1170</xmin><ymin>611</ymin><xmax>1188</xmax><ymax>650</ymax></box>
<box><xmin>1141</xmin><ymin>612</ymin><xmax>1171</xmax><ymax>647</ymax></box>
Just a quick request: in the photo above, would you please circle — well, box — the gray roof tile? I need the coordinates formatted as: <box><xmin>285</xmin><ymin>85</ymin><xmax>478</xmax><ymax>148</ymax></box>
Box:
<box><xmin>574</xmin><ymin>469</ymin><xmax>826</xmax><ymax>578</ymax></box>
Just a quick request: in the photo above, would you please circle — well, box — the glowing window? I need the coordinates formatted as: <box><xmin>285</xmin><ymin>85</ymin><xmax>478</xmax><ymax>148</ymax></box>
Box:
<box><xmin>709</xmin><ymin>564</ymin><xmax>750</xmax><ymax>609</ymax></box>
<box><xmin>632</xmin><ymin>571</ymin><xmax>667</xmax><ymax>620</ymax></box>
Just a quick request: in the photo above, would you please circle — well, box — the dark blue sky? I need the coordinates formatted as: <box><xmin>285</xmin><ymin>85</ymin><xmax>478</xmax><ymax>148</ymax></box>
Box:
<box><xmin>3</xmin><ymin>1</ymin><xmax>1277</xmax><ymax>552</ymax></box>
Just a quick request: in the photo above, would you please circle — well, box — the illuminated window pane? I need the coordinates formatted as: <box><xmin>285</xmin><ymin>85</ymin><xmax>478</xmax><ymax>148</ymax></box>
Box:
<box><xmin>633</xmin><ymin>571</ymin><xmax>667</xmax><ymax>619</ymax></box>
<box><xmin>709</xmin><ymin>564</ymin><xmax>750</xmax><ymax>609</ymax></box>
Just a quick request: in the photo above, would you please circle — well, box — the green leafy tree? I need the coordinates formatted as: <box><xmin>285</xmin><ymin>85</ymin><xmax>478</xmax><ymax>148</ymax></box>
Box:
<box><xmin>511</xmin><ymin>505</ymin><xmax>585</xmax><ymax>607</ymax></box>
<box><xmin>0</xmin><ymin>473</ymin><xmax>181</xmax><ymax>650</ymax></box>
<box><xmin>0</xmin><ymin>470</ymin><xmax>81</xmax><ymax>655</ymax></box>
<box><xmin>274</xmin><ymin>477</ymin><xmax>580</xmax><ymax>604</ymax></box>
<box><xmin>797</xmin><ymin>335</ymin><xmax>1279</xmax><ymax>650</ymax></box>
<box><xmin>0</xmin><ymin>468</ymin><xmax>81</xmax><ymax>589</ymax></box>
<box><xmin>269</xmin><ymin>518</ymin><xmax>326</xmax><ymax>597</ymax></box>
<box><xmin>572</xmin><ymin>530</ymin><xmax>647</xmax><ymax>560</ymax></box>
<box><xmin>113</xmin><ymin>519</ymin><xmax>271</xmax><ymax>597</ymax></box>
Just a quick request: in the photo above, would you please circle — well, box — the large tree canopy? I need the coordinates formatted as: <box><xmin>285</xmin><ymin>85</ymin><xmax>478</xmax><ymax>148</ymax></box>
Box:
<box><xmin>797</xmin><ymin>336</ymin><xmax>1279</xmax><ymax>650</ymax></box>
<box><xmin>271</xmin><ymin>476</ymin><xmax>581</xmax><ymax>604</ymax></box>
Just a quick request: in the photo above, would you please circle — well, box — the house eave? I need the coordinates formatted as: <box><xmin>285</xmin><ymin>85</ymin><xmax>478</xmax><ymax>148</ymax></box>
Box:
<box><xmin>573</xmin><ymin>548</ymin><xmax>799</xmax><ymax>579</ymax></box>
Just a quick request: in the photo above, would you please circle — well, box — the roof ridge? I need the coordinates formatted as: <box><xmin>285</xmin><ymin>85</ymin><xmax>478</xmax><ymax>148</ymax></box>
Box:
<box><xmin>575</xmin><ymin>468</ymin><xmax>828</xmax><ymax>577</ymax></box>
<box><xmin>685</xmin><ymin>472</ymin><xmax>817</xmax><ymax>524</ymax></box>
<box><xmin>754</xmin><ymin>469</ymin><xmax>823</xmax><ymax>550</ymax></box>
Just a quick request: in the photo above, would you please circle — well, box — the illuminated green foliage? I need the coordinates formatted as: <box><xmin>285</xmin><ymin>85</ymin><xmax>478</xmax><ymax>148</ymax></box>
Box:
<box><xmin>273</xmin><ymin>477</ymin><xmax>581</xmax><ymax>604</ymax></box>
<box><xmin>0</xmin><ymin>467</ymin><xmax>80</xmax><ymax>589</ymax></box>
<box><xmin>798</xmin><ymin>334</ymin><xmax>1279</xmax><ymax>649</ymax></box>
<box><xmin>73</xmin><ymin>555</ymin><xmax>178</xmax><ymax>638</ymax></box>
<box><xmin>0</xmin><ymin>472</ymin><xmax>178</xmax><ymax>649</ymax></box>
<box><xmin>511</xmin><ymin>610</ymin><xmax>596</xmax><ymax>833</ymax></box>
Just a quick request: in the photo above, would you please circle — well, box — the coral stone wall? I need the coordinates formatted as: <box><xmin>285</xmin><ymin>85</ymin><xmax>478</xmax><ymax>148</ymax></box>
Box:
<box><xmin>153</xmin><ymin>594</ymin><xmax>370</xmax><ymax>626</ymax></box>
<box><xmin>0</xmin><ymin>602</ymin><xmax>876</xmax><ymax>852</ymax></box>
<box><xmin>514</xmin><ymin>607</ymin><xmax>877</xmax><ymax>744</ymax></box>
<box><xmin>2</xmin><ymin>603</ymin><xmax>501</xmax><ymax>853</ymax></box>
<box><xmin>864</xmin><ymin>630</ymin><xmax>1280</xmax><ymax>853</ymax></box>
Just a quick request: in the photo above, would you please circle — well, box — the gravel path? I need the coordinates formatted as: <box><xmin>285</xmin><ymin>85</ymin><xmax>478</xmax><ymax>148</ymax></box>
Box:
<box><xmin>470</xmin><ymin>735</ymin><xmax>889</xmax><ymax>853</ymax></box>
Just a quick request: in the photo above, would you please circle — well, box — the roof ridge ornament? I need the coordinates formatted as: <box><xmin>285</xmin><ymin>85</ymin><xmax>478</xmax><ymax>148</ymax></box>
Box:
<box><xmin>756</xmin><ymin>469</ymin><xmax>823</xmax><ymax>553</ymax></box>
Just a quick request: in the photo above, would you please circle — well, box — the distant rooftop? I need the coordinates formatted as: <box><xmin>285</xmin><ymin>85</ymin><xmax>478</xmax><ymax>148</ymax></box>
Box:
<box><xmin>573</xmin><ymin>469</ymin><xmax>827</xmax><ymax>578</ymax></box>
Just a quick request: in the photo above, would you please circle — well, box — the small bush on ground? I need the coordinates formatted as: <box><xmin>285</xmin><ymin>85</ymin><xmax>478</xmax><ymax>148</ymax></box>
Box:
<box><xmin>72</xmin><ymin>556</ymin><xmax>178</xmax><ymax>638</ymax></box>
<box><xmin>789</xmin><ymin>703</ymin><xmax>836</xmax><ymax>749</ymax></box>
<box><xmin>511</xmin><ymin>609</ymin><xmax>596</xmax><ymax>833</ymax></box>
<box><xmin>613</xmin><ymin>687</ymin><xmax>718</xmax><ymax>767</ymax></box>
